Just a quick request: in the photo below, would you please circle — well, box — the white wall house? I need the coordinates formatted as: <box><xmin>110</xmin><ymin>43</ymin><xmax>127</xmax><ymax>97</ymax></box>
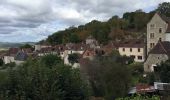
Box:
<box><xmin>63</xmin><ymin>49</ymin><xmax>84</xmax><ymax>67</ymax></box>
<box><xmin>118</xmin><ymin>40</ymin><xmax>145</xmax><ymax>62</ymax></box>
<box><xmin>3</xmin><ymin>56</ymin><xmax>15</xmax><ymax>64</ymax></box>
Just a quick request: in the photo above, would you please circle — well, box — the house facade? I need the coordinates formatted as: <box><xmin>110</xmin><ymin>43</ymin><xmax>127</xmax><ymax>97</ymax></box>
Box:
<box><xmin>3</xmin><ymin>48</ymin><xmax>31</xmax><ymax>65</ymax></box>
<box><xmin>144</xmin><ymin>41</ymin><xmax>170</xmax><ymax>72</ymax></box>
<box><xmin>118</xmin><ymin>39</ymin><xmax>145</xmax><ymax>62</ymax></box>
<box><xmin>144</xmin><ymin>13</ymin><xmax>170</xmax><ymax>72</ymax></box>
<box><xmin>147</xmin><ymin>13</ymin><xmax>170</xmax><ymax>54</ymax></box>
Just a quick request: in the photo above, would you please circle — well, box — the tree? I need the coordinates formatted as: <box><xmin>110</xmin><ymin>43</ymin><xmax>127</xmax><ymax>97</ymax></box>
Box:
<box><xmin>157</xmin><ymin>2</ymin><xmax>170</xmax><ymax>17</ymax></box>
<box><xmin>156</xmin><ymin>60</ymin><xmax>170</xmax><ymax>83</ymax></box>
<box><xmin>20</xmin><ymin>43</ymin><xmax>32</xmax><ymax>49</ymax></box>
<box><xmin>0</xmin><ymin>59</ymin><xmax>3</xmax><ymax>66</ymax></box>
<box><xmin>116</xmin><ymin>95</ymin><xmax>160</xmax><ymax>100</ymax></box>
<box><xmin>69</xmin><ymin>33</ymin><xmax>81</xmax><ymax>43</ymax></box>
<box><xmin>68</xmin><ymin>53</ymin><xmax>79</xmax><ymax>65</ymax></box>
<box><xmin>0</xmin><ymin>56</ymin><xmax>90</xmax><ymax>100</ymax></box>
<box><xmin>81</xmin><ymin>56</ymin><xmax>132</xmax><ymax>99</ymax></box>
<box><xmin>40</xmin><ymin>54</ymin><xmax>62</xmax><ymax>68</ymax></box>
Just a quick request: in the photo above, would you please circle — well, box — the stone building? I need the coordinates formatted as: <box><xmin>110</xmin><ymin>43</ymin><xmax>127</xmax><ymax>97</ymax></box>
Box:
<box><xmin>144</xmin><ymin>41</ymin><xmax>170</xmax><ymax>72</ymax></box>
<box><xmin>147</xmin><ymin>13</ymin><xmax>170</xmax><ymax>54</ymax></box>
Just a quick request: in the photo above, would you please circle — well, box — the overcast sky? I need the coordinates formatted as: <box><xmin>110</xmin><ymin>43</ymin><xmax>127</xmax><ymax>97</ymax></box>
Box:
<box><xmin>0</xmin><ymin>0</ymin><xmax>169</xmax><ymax>42</ymax></box>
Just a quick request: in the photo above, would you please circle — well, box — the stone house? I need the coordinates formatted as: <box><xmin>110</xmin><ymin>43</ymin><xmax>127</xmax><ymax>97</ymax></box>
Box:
<box><xmin>144</xmin><ymin>41</ymin><xmax>170</xmax><ymax>72</ymax></box>
<box><xmin>85</xmin><ymin>35</ymin><xmax>99</xmax><ymax>48</ymax></box>
<box><xmin>82</xmin><ymin>49</ymin><xmax>96</xmax><ymax>60</ymax></box>
<box><xmin>63</xmin><ymin>43</ymin><xmax>89</xmax><ymax>67</ymax></box>
<box><xmin>3</xmin><ymin>48</ymin><xmax>31</xmax><ymax>65</ymax></box>
<box><xmin>118</xmin><ymin>39</ymin><xmax>145</xmax><ymax>62</ymax></box>
<box><xmin>14</xmin><ymin>50</ymin><xmax>29</xmax><ymax>65</ymax></box>
<box><xmin>3</xmin><ymin>48</ymin><xmax>19</xmax><ymax>64</ymax></box>
<box><xmin>101</xmin><ymin>41</ymin><xmax>119</xmax><ymax>56</ymax></box>
<box><xmin>147</xmin><ymin>13</ymin><xmax>170</xmax><ymax>54</ymax></box>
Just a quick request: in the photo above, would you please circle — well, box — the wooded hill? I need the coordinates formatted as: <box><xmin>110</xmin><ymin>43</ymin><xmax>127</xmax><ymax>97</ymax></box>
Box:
<box><xmin>41</xmin><ymin>2</ymin><xmax>170</xmax><ymax>45</ymax></box>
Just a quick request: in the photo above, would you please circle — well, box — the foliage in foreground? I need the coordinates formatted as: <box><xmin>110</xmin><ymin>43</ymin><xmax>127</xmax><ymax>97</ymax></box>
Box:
<box><xmin>116</xmin><ymin>95</ymin><xmax>160</xmax><ymax>100</ymax></box>
<box><xmin>0</xmin><ymin>55</ymin><xmax>90</xmax><ymax>100</ymax></box>
<box><xmin>81</xmin><ymin>55</ymin><xmax>132</xmax><ymax>100</ymax></box>
<box><xmin>156</xmin><ymin>60</ymin><xmax>170</xmax><ymax>83</ymax></box>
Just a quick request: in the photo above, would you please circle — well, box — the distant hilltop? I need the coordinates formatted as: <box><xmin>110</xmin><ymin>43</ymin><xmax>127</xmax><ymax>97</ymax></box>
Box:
<box><xmin>0</xmin><ymin>42</ymin><xmax>35</xmax><ymax>49</ymax></box>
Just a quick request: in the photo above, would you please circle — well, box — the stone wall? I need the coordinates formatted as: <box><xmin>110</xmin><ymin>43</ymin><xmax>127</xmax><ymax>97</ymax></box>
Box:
<box><xmin>147</xmin><ymin>13</ymin><xmax>168</xmax><ymax>54</ymax></box>
<box><xmin>144</xmin><ymin>54</ymin><xmax>168</xmax><ymax>72</ymax></box>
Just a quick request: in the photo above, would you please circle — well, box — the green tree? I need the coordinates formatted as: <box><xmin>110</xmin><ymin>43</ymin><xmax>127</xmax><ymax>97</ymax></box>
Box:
<box><xmin>157</xmin><ymin>2</ymin><xmax>170</xmax><ymax>17</ymax></box>
<box><xmin>0</xmin><ymin>59</ymin><xmax>3</xmax><ymax>66</ymax></box>
<box><xmin>0</xmin><ymin>56</ymin><xmax>90</xmax><ymax>100</ymax></box>
<box><xmin>40</xmin><ymin>54</ymin><xmax>62</xmax><ymax>68</ymax></box>
<box><xmin>157</xmin><ymin>60</ymin><xmax>170</xmax><ymax>83</ymax></box>
<box><xmin>81</xmin><ymin>56</ymin><xmax>132</xmax><ymax>99</ymax></box>
<box><xmin>69</xmin><ymin>33</ymin><xmax>81</xmax><ymax>43</ymax></box>
<box><xmin>20</xmin><ymin>43</ymin><xmax>32</xmax><ymax>49</ymax></box>
<box><xmin>68</xmin><ymin>53</ymin><xmax>79</xmax><ymax>65</ymax></box>
<box><xmin>116</xmin><ymin>95</ymin><xmax>160</xmax><ymax>100</ymax></box>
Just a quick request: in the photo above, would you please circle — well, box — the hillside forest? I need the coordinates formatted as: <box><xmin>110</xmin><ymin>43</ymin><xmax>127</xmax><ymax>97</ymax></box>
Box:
<box><xmin>40</xmin><ymin>2</ymin><xmax>170</xmax><ymax>45</ymax></box>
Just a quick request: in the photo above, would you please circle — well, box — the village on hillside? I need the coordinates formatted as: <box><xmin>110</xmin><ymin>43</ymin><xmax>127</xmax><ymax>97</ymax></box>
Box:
<box><xmin>0</xmin><ymin>12</ymin><xmax>170</xmax><ymax>97</ymax></box>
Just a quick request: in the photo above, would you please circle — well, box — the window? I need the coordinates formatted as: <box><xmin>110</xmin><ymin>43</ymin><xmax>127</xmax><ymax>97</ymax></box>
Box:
<box><xmin>150</xmin><ymin>43</ymin><xmax>155</xmax><ymax>48</ymax></box>
<box><xmin>159</xmin><ymin>28</ymin><xmax>162</xmax><ymax>33</ymax></box>
<box><xmin>138</xmin><ymin>48</ymin><xmax>140</xmax><ymax>52</ymax></box>
<box><xmin>130</xmin><ymin>48</ymin><xmax>132</xmax><ymax>52</ymax></box>
<box><xmin>150</xmin><ymin>43</ymin><xmax>153</xmax><ymax>48</ymax></box>
<box><xmin>159</xmin><ymin>38</ymin><xmax>162</xmax><ymax>41</ymax></box>
<box><xmin>150</xmin><ymin>43</ymin><xmax>152</xmax><ymax>48</ymax></box>
<box><xmin>150</xmin><ymin>24</ymin><xmax>155</xmax><ymax>28</ymax></box>
<box><xmin>130</xmin><ymin>55</ymin><xmax>135</xmax><ymax>59</ymax></box>
<box><xmin>150</xmin><ymin>33</ymin><xmax>154</xmax><ymax>39</ymax></box>
<box><xmin>123</xmin><ymin>48</ymin><xmax>125</xmax><ymax>52</ymax></box>
<box><xmin>138</xmin><ymin>56</ymin><xmax>142</xmax><ymax>60</ymax></box>
<box><xmin>87</xmin><ymin>52</ymin><xmax>89</xmax><ymax>56</ymax></box>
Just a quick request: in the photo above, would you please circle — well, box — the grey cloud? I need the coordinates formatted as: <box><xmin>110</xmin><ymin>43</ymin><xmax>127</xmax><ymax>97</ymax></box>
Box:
<box><xmin>0</xmin><ymin>0</ymin><xmax>168</xmax><ymax>42</ymax></box>
<box><xmin>0</xmin><ymin>28</ymin><xmax>17</xmax><ymax>34</ymax></box>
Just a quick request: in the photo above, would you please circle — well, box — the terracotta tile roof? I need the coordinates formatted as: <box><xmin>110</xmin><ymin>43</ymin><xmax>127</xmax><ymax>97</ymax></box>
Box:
<box><xmin>103</xmin><ymin>41</ymin><xmax>119</xmax><ymax>49</ymax></box>
<box><xmin>118</xmin><ymin>39</ymin><xmax>144</xmax><ymax>48</ymax></box>
<box><xmin>136</xmin><ymin>83</ymin><xmax>155</xmax><ymax>93</ymax></box>
<box><xmin>39</xmin><ymin>47</ymin><xmax>55</xmax><ymax>53</ymax></box>
<box><xmin>54</xmin><ymin>44</ymin><xmax>66</xmax><ymax>52</ymax></box>
<box><xmin>65</xmin><ymin>43</ymin><xmax>89</xmax><ymax>51</ymax></box>
<box><xmin>149</xmin><ymin>41</ymin><xmax>170</xmax><ymax>56</ymax></box>
<box><xmin>82</xmin><ymin>49</ymin><xmax>96</xmax><ymax>57</ymax></box>
<box><xmin>5</xmin><ymin>48</ymin><xmax>20</xmax><ymax>56</ymax></box>
<box><xmin>22</xmin><ymin>48</ymin><xmax>33</xmax><ymax>53</ymax></box>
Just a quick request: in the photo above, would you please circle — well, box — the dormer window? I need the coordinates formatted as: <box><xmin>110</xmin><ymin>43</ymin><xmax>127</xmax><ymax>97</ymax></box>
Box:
<box><xmin>159</xmin><ymin>28</ymin><xmax>162</xmax><ymax>33</ymax></box>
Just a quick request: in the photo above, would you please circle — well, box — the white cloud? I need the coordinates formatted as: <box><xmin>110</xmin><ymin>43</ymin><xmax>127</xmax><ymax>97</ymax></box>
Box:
<box><xmin>0</xmin><ymin>0</ymin><xmax>169</xmax><ymax>42</ymax></box>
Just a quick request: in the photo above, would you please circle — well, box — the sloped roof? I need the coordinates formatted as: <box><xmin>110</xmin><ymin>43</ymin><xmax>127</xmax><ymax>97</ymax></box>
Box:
<box><xmin>118</xmin><ymin>39</ymin><xmax>144</xmax><ymax>48</ymax></box>
<box><xmin>149</xmin><ymin>41</ymin><xmax>170</xmax><ymax>56</ymax></box>
<box><xmin>5</xmin><ymin>48</ymin><xmax>20</xmax><ymax>56</ymax></box>
<box><xmin>158</xmin><ymin>13</ymin><xmax>170</xmax><ymax>33</ymax></box>
<box><xmin>15</xmin><ymin>50</ymin><xmax>28</xmax><ymax>61</ymax></box>
<box><xmin>65</xmin><ymin>43</ymin><xmax>89</xmax><ymax>51</ymax></box>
